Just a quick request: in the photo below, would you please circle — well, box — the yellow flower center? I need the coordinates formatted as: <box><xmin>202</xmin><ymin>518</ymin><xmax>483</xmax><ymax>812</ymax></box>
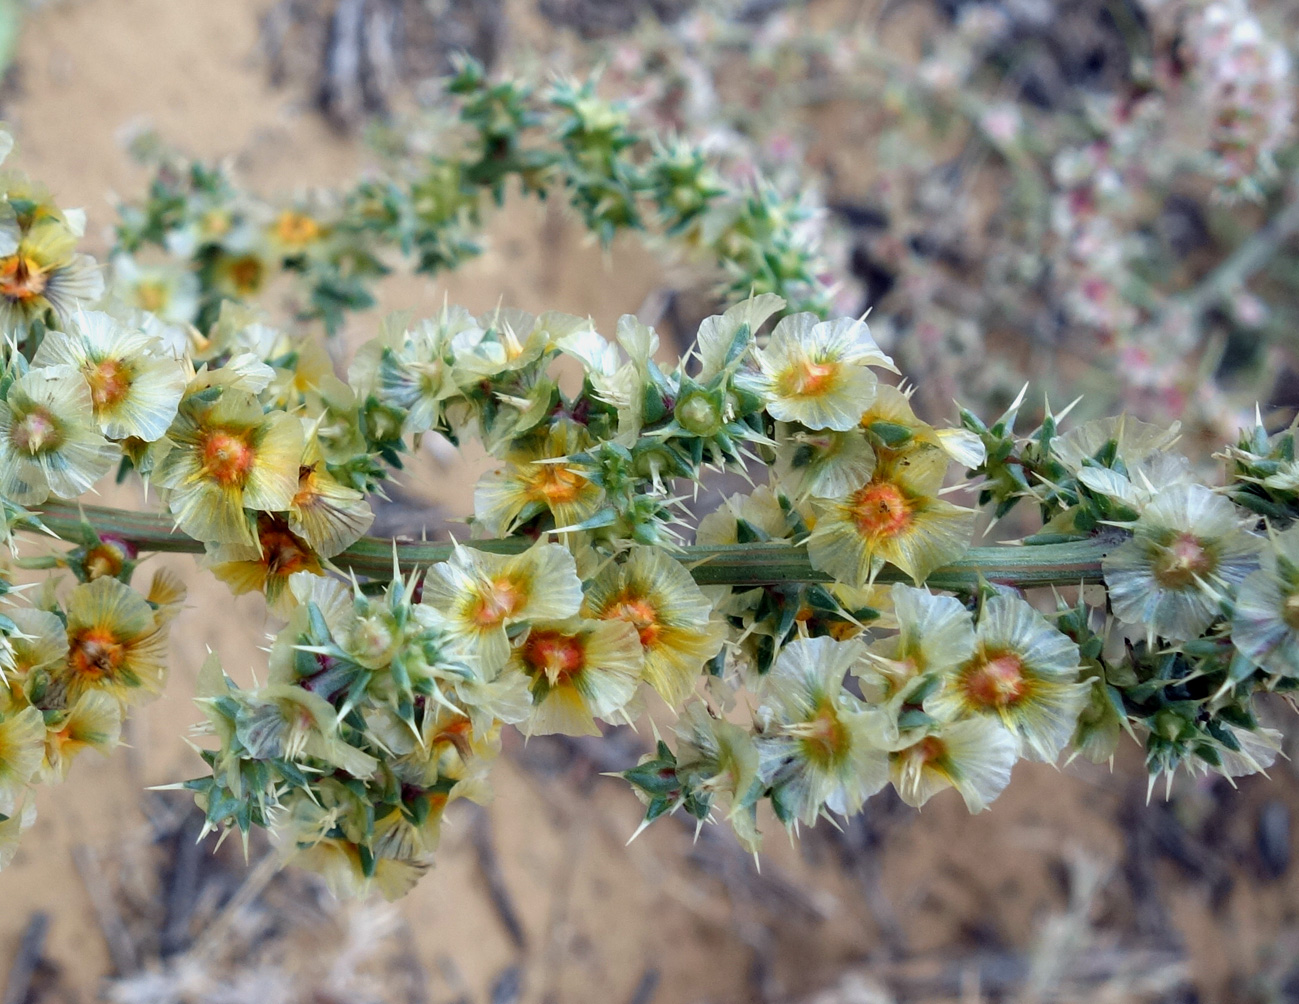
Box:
<box><xmin>69</xmin><ymin>626</ymin><xmax>127</xmax><ymax>682</ymax></box>
<box><xmin>351</xmin><ymin>613</ymin><xmax>395</xmax><ymax>664</ymax></box>
<box><xmin>780</xmin><ymin>357</ymin><xmax>839</xmax><ymax>398</ymax></box>
<box><xmin>134</xmin><ymin>280</ymin><xmax>170</xmax><ymax>314</ymax></box>
<box><xmin>87</xmin><ymin>358</ymin><xmax>134</xmax><ymax>410</ymax></box>
<box><xmin>12</xmin><ymin>407</ymin><xmax>62</xmax><ymax>454</ymax></box>
<box><xmin>797</xmin><ymin>698</ymin><xmax>851</xmax><ymax>767</ymax></box>
<box><xmin>0</xmin><ymin>254</ymin><xmax>49</xmax><ymax>302</ymax></box>
<box><xmin>471</xmin><ymin>578</ymin><xmax>524</xmax><ymax>628</ymax></box>
<box><xmin>274</xmin><ymin>210</ymin><xmax>322</xmax><ymax>249</ymax></box>
<box><xmin>849</xmin><ymin>481</ymin><xmax>912</xmax><ymax>540</ymax></box>
<box><xmin>201</xmin><ymin>209</ymin><xmax>233</xmax><ymax>239</ymax></box>
<box><xmin>522</xmin><ymin>629</ymin><xmax>586</xmax><ymax>685</ymax></box>
<box><xmin>1152</xmin><ymin>532</ymin><xmax>1215</xmax><ymax>589</ymax></box>
<box><xmin>827</xmin><ymin>620</ymin><xmax>863</xmax><ymax>641</ymax></box>
<box><xmin>200</xmin><ymin>429</ymin><xmax>257</xmax><ymax>487</ymax></box>
<box><xmin>963</xmin><ymin>651</ymin><xmax>1027</xmax><ymax>708</ymax></box>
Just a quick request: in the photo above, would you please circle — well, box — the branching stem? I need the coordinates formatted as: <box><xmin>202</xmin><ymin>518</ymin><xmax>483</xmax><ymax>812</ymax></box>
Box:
<box><xmin>30</xmin><ymin>500</ymin><xmax>1110</xmax><ymax>590</ymax></box>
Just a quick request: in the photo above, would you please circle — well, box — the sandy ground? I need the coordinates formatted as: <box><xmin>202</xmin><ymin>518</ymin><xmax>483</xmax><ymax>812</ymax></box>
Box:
<box><xmin>0</xmin><ymin>3</ymin><xmax>1297</xmax><ymax>1003</ymax></box>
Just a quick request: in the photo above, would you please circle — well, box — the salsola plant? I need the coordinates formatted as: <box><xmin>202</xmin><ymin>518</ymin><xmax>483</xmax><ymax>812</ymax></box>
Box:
<box><xmin>0</xmin><ymin>87</ymin><xmax>1297</xmax><ymax>902</ymax></box>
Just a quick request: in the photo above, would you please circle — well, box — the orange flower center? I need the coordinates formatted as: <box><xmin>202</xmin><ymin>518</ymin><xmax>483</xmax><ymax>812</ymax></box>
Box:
<box><xmin>471</xmin><ymin>578</ymin><xmax>524</xmax><ymax>628</ymax></box>
<box><xmin>274</xmin><ymin>210</ymin><xmax>322</xmax><ymax>249</ymax></box>
<box><xmin>11</xmin><ymin>407</ymin><xmax>62</xmax><ymax>454</ymax></box>
<box><xmin>69</xmin><ymin>627</ymin><xmax>127</xmax><ymax>681</ymax></box>
<box><xmin>201</xmin><ymin>429</ymin><xmax>257</xmax><ymax>487</ymax></box>
<box><xmin>780</xmin><ymin>357</ymin><xmax>838</xmax><ymax>398</ymax></box>
<box><xmin>260</xmin><ymin>518</ymin><xmax>316</xmax><ymax>575</ymax></box>
<box><xmin>225</xmin><ymin>255</ymin><xmax>265</xmax><ymax>295</ymax></box>
<box><xmin>607</xmin><ymin>595</ymin><xmax>661</xmax><ymax>648</ymax></box>
<box><xmin>0</xmin><ymin>254</ymin><xmax>49</xmax><ymax>302</ymax></box>
<box><xmin>432</xmin><ymin>715</ymin><xmax>474</xmax><ymax>760</ymax></box>
<box><xmin>87</xmin><ymin>358</ymin><xmax>134</xmax><ymax>410</ymax></box>
<box><xmin>291</xmin><ymin>464</ymin><xmax>319</xmax><ymax>510</ymax></box>
<box><xmin>84</xmin><ymin>542</ymin><xmax>128</xmax><ymax>580</ymax></box>
<box><xmin>522</xmin><ymin>629</ymin><xmax>586</xmax><ymax>684</ymax></box>
<box><xmin>849</xmin><ymin>481</ymin><xmax>912</xmax><ymax>540</ymax></box>
<box><xmin>1152</xmin><ymin>532</ymin><xmax>1215</xmax><ymax>589</ymax></box>
<box><xmin>963</xmin><ymin>651</ymin><xmax>1027</xmax><ymax>708</ymax></box>
<box><xmin>531</xmin><ymin>463</ymin><xmax>586</xmax><ymax>506</ymax></box>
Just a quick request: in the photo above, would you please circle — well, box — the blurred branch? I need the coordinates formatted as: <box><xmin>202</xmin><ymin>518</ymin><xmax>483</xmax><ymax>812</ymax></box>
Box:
<box><xmin>1183</xmin><ymin>176</ymin><xmax>1299</xmax><ymax>321</ymax></box>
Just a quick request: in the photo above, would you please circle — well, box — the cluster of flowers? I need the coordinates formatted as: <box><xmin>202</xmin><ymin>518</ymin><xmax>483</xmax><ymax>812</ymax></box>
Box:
<box><xmin>0</xmin><ymin>548</ymin><xmax>185</xmax><ymax>865</ymax></box>
<box><xmin>569</xmin><ymin>0</ymin><xmax>1298</xmax><ymax>439</ymax></box>
<box><xmin>111</xmin><ymin>58</ymin><xmax>830</xmax><ymax>340</ymax></box>
<box><xmin>177</xmin><ymin>291</ymin><xmax>1299</xmax><ymax>897</ymax></box>
<box><xmin>1</xmin><ymin>109</ymin><xmax>1299</xmax><ymax>901</ymax></box>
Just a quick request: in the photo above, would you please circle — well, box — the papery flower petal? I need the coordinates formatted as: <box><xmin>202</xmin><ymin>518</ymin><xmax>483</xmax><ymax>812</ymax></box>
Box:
<box><xmin>925</xmin><ymin>595</ymin><xmax>1086</xmax><ymax>762</ymax></box>
<box><xmin>581</xmin><ymin>546</ymin><xmax>725</xmax><ymax>707</ymax></box>
<box><xmin>889</xmin><ymin>717</ymin><xmax>1016</xmax><ymax>812</ymax></box>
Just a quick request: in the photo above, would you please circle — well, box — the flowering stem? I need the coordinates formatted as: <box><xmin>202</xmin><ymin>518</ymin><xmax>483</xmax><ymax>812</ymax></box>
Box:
<box><xmin>30</xmin><ymin>500</ymin><xmax>1110</xmax><ymax>590</ymax></box>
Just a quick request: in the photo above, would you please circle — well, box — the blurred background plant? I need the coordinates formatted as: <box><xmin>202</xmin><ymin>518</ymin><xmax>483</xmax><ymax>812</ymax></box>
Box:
<box><xmin>236</xmin><ymin>0</ymin><xmax>1299</xmax><ymax>448</ymax></box>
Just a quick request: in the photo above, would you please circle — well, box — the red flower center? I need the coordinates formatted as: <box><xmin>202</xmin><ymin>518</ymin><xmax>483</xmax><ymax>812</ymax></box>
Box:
<box><xmin>432</xmin><ymin>715</ymin><xmax>474</xmax><ymax>760</ymax></box>
<box><xmin>522</xmin><ymin>629</ymin><xmax>586</xmax><ymax>684</ymax></box>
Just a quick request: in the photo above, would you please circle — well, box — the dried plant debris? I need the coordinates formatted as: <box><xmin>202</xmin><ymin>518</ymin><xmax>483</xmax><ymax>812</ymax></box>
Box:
<box><xmin>261</xmin><ymin>0</ymin><xmax>506</xmax><ymax>128</ymax></box>
<box><xmin>11</xmin><ymin>795</ymin><xmax>432</xmax><ymax>1004</ymax></box>
<box><xmin>536</xmin><ymin>0</ymin><xmax>698</xmax><ymax>39</ymax></box>
<box><xmin>925</xmin><ymin>0</ymin><xmax>1151</xmax><ymax>106</ymax></box>
<box><xmin>785</xmin><ymin>853</ymin><xmax>1189</xmax><ymax>1004</ymax></box>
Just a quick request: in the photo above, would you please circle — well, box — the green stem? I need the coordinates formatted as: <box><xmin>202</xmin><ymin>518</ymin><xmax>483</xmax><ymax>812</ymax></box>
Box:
<box><xmin>28</xmin><ymin>500</ymin><xmax>1110</xmax><ymax>590</ymax></box>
